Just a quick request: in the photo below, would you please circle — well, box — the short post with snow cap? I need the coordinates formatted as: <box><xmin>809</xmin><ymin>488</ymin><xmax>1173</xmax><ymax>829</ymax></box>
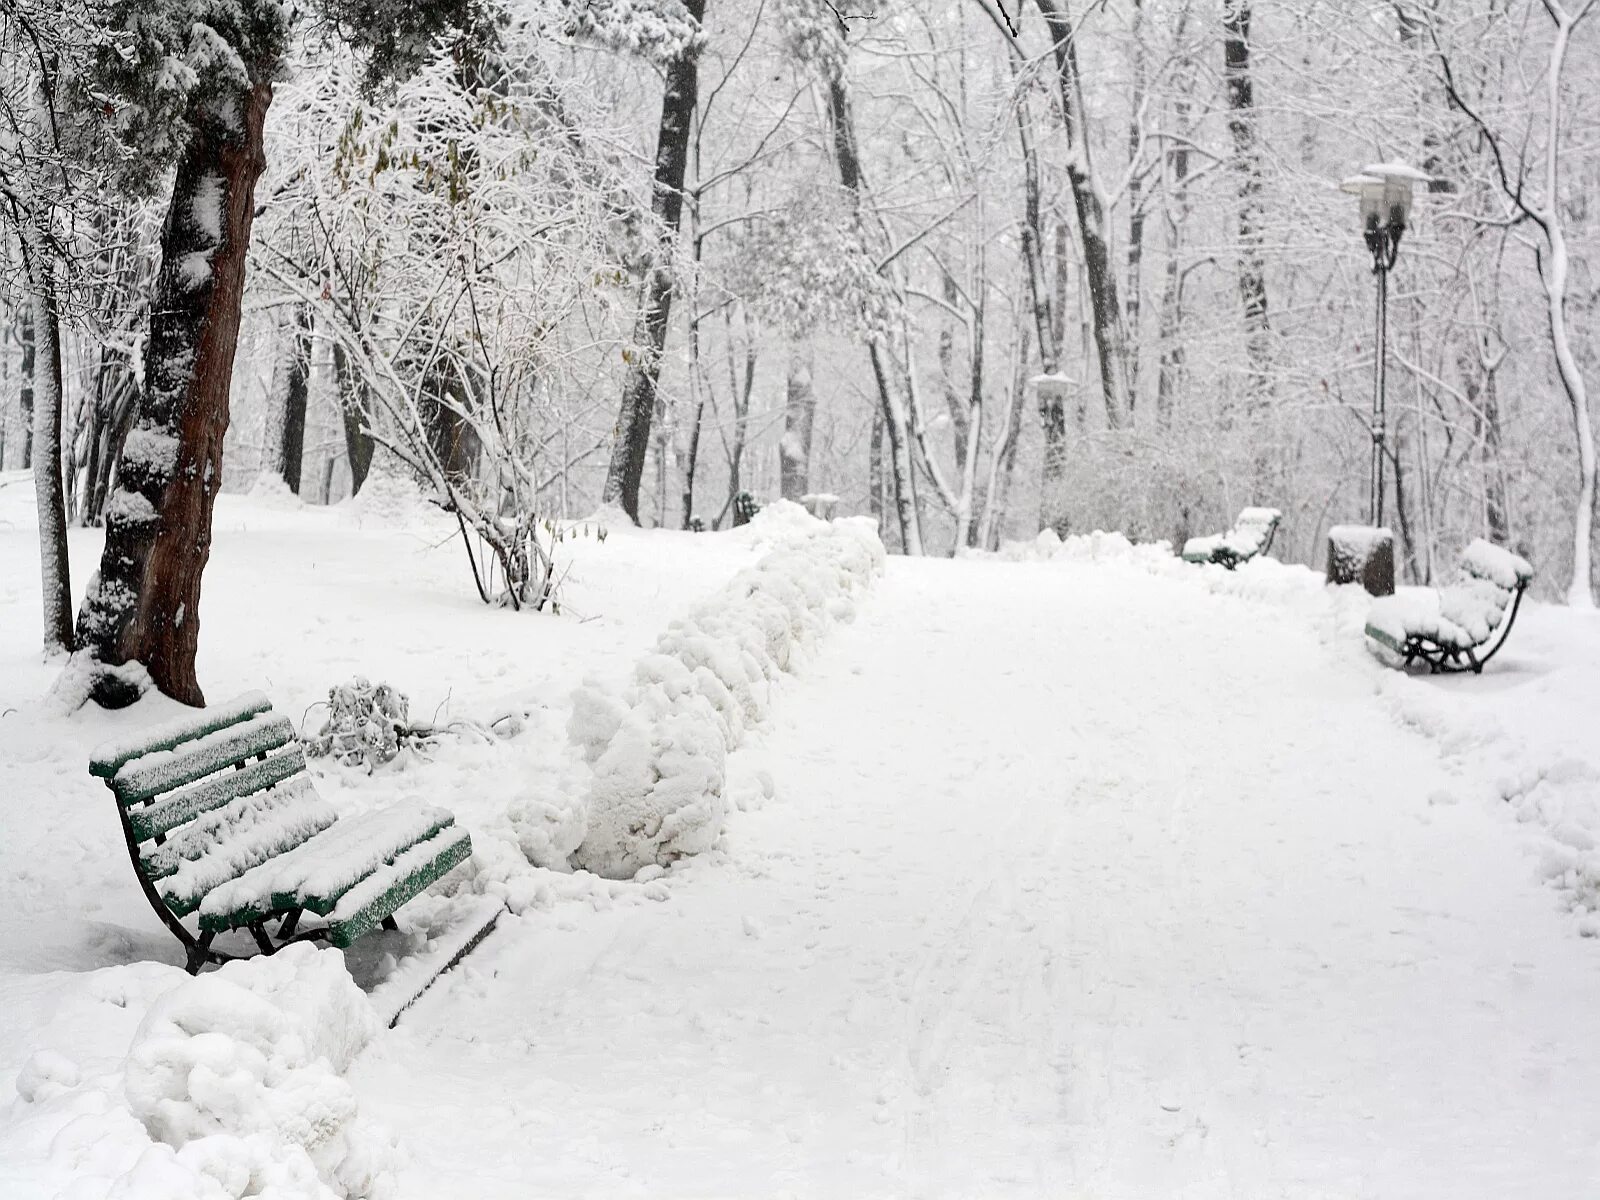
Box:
<box><xmin>1328</xmin><ymin>161</ymin><xmax>1429</xmax><ymax>597</ymax></box>
<box><xmin>1032</xmin><ymin>371</ymin><xmax>1077</xmax><ymax>537</ymax></box>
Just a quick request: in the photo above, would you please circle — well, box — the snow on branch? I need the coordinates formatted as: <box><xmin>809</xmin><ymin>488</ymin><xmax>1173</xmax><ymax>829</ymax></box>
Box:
<box><xmin>559</xmin><ymin>0</ymin><xmax>704</xmax><ymax>63</ymax></box>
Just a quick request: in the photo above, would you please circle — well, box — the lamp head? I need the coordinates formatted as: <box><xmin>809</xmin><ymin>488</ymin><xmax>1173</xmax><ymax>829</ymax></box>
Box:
<box><xmin>1360</xmin><ymin>160</ymin><xmax>1432</xmax><ymax>231</ymax></box>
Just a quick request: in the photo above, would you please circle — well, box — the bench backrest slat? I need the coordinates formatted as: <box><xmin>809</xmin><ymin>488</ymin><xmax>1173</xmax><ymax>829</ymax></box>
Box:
<box><xmin>112</xmin><ymin>713</ymin><xmax>296</xmax><ymax>806</ymax></box>
<box><xmin>89</xmin><ymin>691</ymin><xmax>274</xmax><ymax>778</ymax></box>
<box><xmin>128</xmin><ymin>745</ymin><xmax>309</xmax><ymax>843</ymax></box>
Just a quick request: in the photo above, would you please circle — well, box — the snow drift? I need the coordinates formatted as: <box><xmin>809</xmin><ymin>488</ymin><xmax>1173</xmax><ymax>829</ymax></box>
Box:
<box><xmin>9</xmin><ymin>946</ymin><xmax>395</xmax><ymax>1199</ymax></box>
<box><xmin>557</xmin><ymin>504</ymin><xmax>884</xmax><ymax>879</ymax></box>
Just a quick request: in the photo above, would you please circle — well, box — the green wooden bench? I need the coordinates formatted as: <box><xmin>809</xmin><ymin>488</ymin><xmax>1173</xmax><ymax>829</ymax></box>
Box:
<box><xmin>89</xmin><ymin>692</ymin><xmax>495</xmax><ymax>979</ymax></box>
<box><xmin>1182</xmin><ymin>507</ymin><xmax>1283</xmax><ymax>570</ymax></box>
<box><xmin>1364</xmin><ymin>539</ymin><xmax>1533</xmax><ymax>674</ymax></box>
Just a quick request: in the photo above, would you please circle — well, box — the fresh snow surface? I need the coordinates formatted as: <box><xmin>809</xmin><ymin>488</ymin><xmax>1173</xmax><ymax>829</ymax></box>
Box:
<box><xmin>4</xmin><ymin>477</ymin><xmax>1600</xmax><ymax>1196</ymax></box>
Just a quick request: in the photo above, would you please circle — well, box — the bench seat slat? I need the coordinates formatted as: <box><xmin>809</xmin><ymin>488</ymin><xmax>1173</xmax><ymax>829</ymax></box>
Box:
<box><xmin>113</xmin><ymin>713</ymin><xmax>296</xmax><ymax>805</ymax></box>
<box><xmin>142</xmin><ymin>777</ymin><xmax>339</xmax><ymax>916</ymax></box>
<box><xmin>326</xmin><ymin>826</ymin><xmax>474</xmax><ymax>948</ymax></box>
<box><xmin>198</xmin><ymin>802</ymin><xmax>456</xmax><ymax>931</ymax></box>
<box><xmin>90</xmin><ymin>692</ymin><xmax>274</xmax><ymax>779</ymax></box>
<box><xmin>128</xmin><ymin>745</ymin><xmax>309</xmax><ymax>842</ymax></box>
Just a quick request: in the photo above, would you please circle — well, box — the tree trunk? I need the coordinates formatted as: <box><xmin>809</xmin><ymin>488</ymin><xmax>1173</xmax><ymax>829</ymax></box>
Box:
<box><xmin>18</xmin><ymin>303</ymin><xmax>34</xmax><ymax>468</ymax></box>
<box><xmin>780</xmin><ymin>344</ymin><xmax>815</xmax><ymax>502</ymax></box>
<box><xmin>825</xmin><ymin>71</ymin><xmax>921</xmax><ymax>554</ymax></box>
<box><xmin>869</xmin><ymin>406</ymin><xmax>885</xmax><ymax>542</ymax></box>
<box><xmin>270</xmin><ymin>302</ymin><xmax>312</xmax><ymax>493</ymax></box>
<box><xmin>601</xmin><ymin>0</ymin><xmax>705</xmax><ymax>522</ymax></box>
<box><xmin>939</xmin><ymin>272</ymin><xmax>970</xmax><ymax>481</ymax></box>
<box><xmin>1014</xmin><ymin>92</ymin><xmax>1070</xmax><ymax>535</ymax></box>
<box><xmin>1538</xmin><ymin>18</ymin><xmax>1596</xmax><ymax>607</ymax></box>
<box><xmin>1033</xmin><ymin>0</ymin><xmax>1131</xmax><ymax>431</ymax></box>
<box><xmin>1465</xmin><ymin>356</ymin><xmax>1511</xmax><ymax>546</ymax></box>
<box><xmin>1125</xmin><ymin>0</ymin><xmax>1147</xmax><ymax>412</ymax></box>
<box><xmin>681</xmin><ymin>295</ymin><xmax>709</xmax><ymax>529</ymax></box>
<box><xmin>17</xmin><ymin>232</ymin><xmax>73</xmax><ymax>652</ymax></box>
<box><xmin>1155</xmin><ymin>151</ymin><xmax>1191</xmax><ymax>426</ymax></box>
<box><xmin>980</xmin><ymin>325</ymin><xmax>1030</xmax><ymax>551</ymax></box>
<box><xmin>1015</xmin><ymin>102</ymin><xmax>1074</xmax><ymax>535</ymax></box>
<box><xmin>80</xmin><ymin>343</ymin><xmax>139</xmax><ymax>525</ymax></box>
<box><xmin>77</xmin><ymin>81</ymin><xmax>272</xmax><ymax>705</ymax></box>
<box><xmin>1223</xmin><ymin>1</ymin><xmax>1272</xmax><ymax>420</ymax></box>
<box><xmin>332</xmin><ymin>341</ymin><xmax>374</xmax><ymax>496</ymax></box>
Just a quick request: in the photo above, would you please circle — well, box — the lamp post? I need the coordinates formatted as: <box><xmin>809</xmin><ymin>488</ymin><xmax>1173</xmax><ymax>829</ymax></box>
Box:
<box><xmin>1339</xmin><ymin>160</ymin><xmax>1430</xmax><ymax>526</ymax></box>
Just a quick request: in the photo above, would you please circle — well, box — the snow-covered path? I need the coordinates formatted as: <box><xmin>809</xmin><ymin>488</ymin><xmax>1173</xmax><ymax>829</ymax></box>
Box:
<box><xmin>356</xmin><ymin>555</ymin><xmax>1600</xmax><ymax>1197</ymax></box>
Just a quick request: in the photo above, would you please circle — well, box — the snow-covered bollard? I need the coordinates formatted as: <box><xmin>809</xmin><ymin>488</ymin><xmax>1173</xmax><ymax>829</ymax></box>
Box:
<box><xmin>800</xmin><ymin>492</ymin><xmax>839</xmax><ymax>520</ymax></box>
<box><xmin>1327</xmin><ymin>524</ymin><xmax>1395</xmax><ymax>596</ymax></box>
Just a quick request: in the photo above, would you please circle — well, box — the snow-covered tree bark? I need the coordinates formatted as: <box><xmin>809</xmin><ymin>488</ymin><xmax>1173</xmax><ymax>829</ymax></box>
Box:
<box><xmin>779</xmin><ymin>345</ymin><xmax>814</xmax><ymax>502</ymax></box>
<box><xmin>263</xmin><ymin>302</ymin><xmax>311</xmax><ymax>493</ymax></box>
<box><xmin>1223</xmin><ymin>1</ymin><xmax>1272</xmax><ymax>420</ymax></box>
<box><xmin>826</xmin><ymin>73</ymin><xmax>922</xmax><ymax>554</ymax></box>
<box><xmin>601</xmin><ymin>0</ymin><xmax>706</xmax><ymax>523</ymax></box>
<box><xmin>1</xmin><ymin>56</ymin><xmax>74</xmax><ymax>652</ymax></box>
<box><xmin>78</xmin><ymin>82</ymin><xmax>272</xmax><ymax>704</ymax></box>
<box><xmin>1033</xmin><ymin>0</ymin><xmax>1131</xmax><ymax>431</ymax></box>
<box><xmin>16</xmin><ymin>231</ymin><xmax>74</xmax><ymax>653</ymax></box>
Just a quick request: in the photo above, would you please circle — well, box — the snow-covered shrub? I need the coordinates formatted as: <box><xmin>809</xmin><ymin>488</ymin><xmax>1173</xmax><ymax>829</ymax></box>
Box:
<box><xmin>564</xmin><ymin>506</ymin><xmax>884</xmax><ymax>878</ymax></box>
<box><xmin>306</xmin><ymin>678</ymin><xmax>427</xmax><ymax>770</ymax></box>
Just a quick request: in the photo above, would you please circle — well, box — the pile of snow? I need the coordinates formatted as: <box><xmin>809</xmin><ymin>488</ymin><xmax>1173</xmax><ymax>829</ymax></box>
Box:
<box><xmin>544</xmin><ymin>504</ymin><xmax>884</xmax><ymax>879</ymax></box>
<box><xmin>5</xmin><ymin>946</ymin><xmax>395</xmax><ymax>1199</ymax></box>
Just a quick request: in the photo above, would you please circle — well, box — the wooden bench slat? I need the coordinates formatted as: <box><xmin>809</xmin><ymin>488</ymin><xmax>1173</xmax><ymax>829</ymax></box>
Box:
<box><xmin>90</xmin><ymin>692</ymin><xmax>274</xmax><ymax>778</ymax></box>
<box><xmin>198</xmin><ymin>803</ymin><xmax>457</xmax><ymax>932</ymax></box>
<box><xmin>128</xmin><ymin>745</ymin><xmax>308</xmax><ymax>842</ymax></box>
<box><xmin>113</xmin><ymin>713</ymin><xmax>296</xmax><ymax>805</ymax></box>
<box><xmin>142</xmin><ymin>778</ymin><xmax>339</xmax><ymax>916</ymax></box>
<box><xmin>326</xmin><ymin>826</ymin><xmax>474</xmax><ymax>948</ymax></box>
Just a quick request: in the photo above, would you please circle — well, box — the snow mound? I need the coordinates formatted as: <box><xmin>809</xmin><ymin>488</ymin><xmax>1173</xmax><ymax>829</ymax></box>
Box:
<box><xmin>566</xmin><ymin>516</ymin><xmax>884</xmax><ymax>879</ymax></box>
<box><xmin>245</xmin><ymin>472</ymin><xmax>302</xmax><ymax>508</ymax></box>
<box><xmin>13</xmin><ymin>947</ymin><xmax>394</xmax><ymax>1200</ymax></box>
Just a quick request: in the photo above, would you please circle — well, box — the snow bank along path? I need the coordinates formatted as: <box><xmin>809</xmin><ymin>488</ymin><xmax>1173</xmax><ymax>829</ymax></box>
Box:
<box><xmin>354</xmin><ymin>548</ymin><xmax>1600</xmax><ymax>1197</ymax></box>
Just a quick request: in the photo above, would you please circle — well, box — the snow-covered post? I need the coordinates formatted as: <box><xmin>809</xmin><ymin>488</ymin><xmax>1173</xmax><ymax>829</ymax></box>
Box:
<box><xmin>1032</xmin><ymin>371</ymin><xmax>1075</xmax><ymax>536</ymax></box>
<box><xmin>1327</xmin><ymin>524</ymin><xmax>1395</xmax><ymax>597</ymax></box>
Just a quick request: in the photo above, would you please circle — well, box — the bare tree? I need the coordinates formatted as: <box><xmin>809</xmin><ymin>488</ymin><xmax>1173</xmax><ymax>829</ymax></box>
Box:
<box><xmin>1434</xmin><ymin>0</ymin><xmax>1598</xmax><ymax>606</ymax></box>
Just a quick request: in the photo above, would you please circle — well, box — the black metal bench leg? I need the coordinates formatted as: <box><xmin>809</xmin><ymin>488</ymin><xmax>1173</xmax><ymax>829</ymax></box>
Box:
<box><xmin>278</xmin><ymin>908</ymin><xmax>301</xmax><ymax>939</ymax></box>
<box><xmin>249</xmin><ymin>923</ymin><xmax>275</xmax><ymax>954</ymax></box>
<box><xmin>381</xmin><ymin>914</ymin><xmax>399</xmax><ymax>932</ymax></box>
<box><xmin>186</xmin><ymin>931</ymin><xmax>215</xmax><ymax>975</ymax></box>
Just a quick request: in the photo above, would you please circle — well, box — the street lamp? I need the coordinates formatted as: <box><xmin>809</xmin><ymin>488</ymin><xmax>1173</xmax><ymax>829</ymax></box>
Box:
<box><xmin>1339</xmin><ymin>160</ymin><xmax>1430</xmax><ymax>527</ymax></box>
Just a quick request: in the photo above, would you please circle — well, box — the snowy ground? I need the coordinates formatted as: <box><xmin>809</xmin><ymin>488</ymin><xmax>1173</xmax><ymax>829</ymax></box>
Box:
<box><xmin>3</xmin><ymin>475</ymin><xmax>1600</xmax><ymax>1196</ymax></box>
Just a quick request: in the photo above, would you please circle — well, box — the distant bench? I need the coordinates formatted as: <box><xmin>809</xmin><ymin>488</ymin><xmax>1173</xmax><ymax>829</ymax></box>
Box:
<box><xmin>1364</xmin><ymin>539</ymin><xmax>1533</xmax><ymax>674</ymax></box>
<box><xmin>90</xmin><ymin>692</ymin><xmax>483</xmax><ymax>974</ymax></box>
<box><xmin>1182</xmin><ymin>507</ymin><xmax>1283</xmax><ymax>570</ymax></box>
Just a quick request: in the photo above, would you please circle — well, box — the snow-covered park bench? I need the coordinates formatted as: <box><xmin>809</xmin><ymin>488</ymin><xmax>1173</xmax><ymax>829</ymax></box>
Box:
<box><xmin>1182</xmin><ymin>507</ymin><xmax>1282</xmax><ymax>570</ymax></box>
<box><xmin>89</xmin><ymin>692</ymin><xmax>498</xmax><ymax>986</ymax></box>
<box><xmin>1364</xmin><ymin>540</ymin><xmax>1533</xmax><ymax>674</ymax></box>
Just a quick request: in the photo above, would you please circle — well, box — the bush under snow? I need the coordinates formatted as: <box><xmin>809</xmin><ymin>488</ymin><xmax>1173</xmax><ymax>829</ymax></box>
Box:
<box><xmin>553</xmin><ymin>504</ymin><xmax>884</xmax><ymax>879</ymax></box>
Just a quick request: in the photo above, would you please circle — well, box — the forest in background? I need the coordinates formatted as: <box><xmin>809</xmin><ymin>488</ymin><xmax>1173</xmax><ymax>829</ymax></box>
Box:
<box><xmin>3</xmin><ymin>0</ymin><xmax>1596</xmax><ymax>630</ymax></box>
